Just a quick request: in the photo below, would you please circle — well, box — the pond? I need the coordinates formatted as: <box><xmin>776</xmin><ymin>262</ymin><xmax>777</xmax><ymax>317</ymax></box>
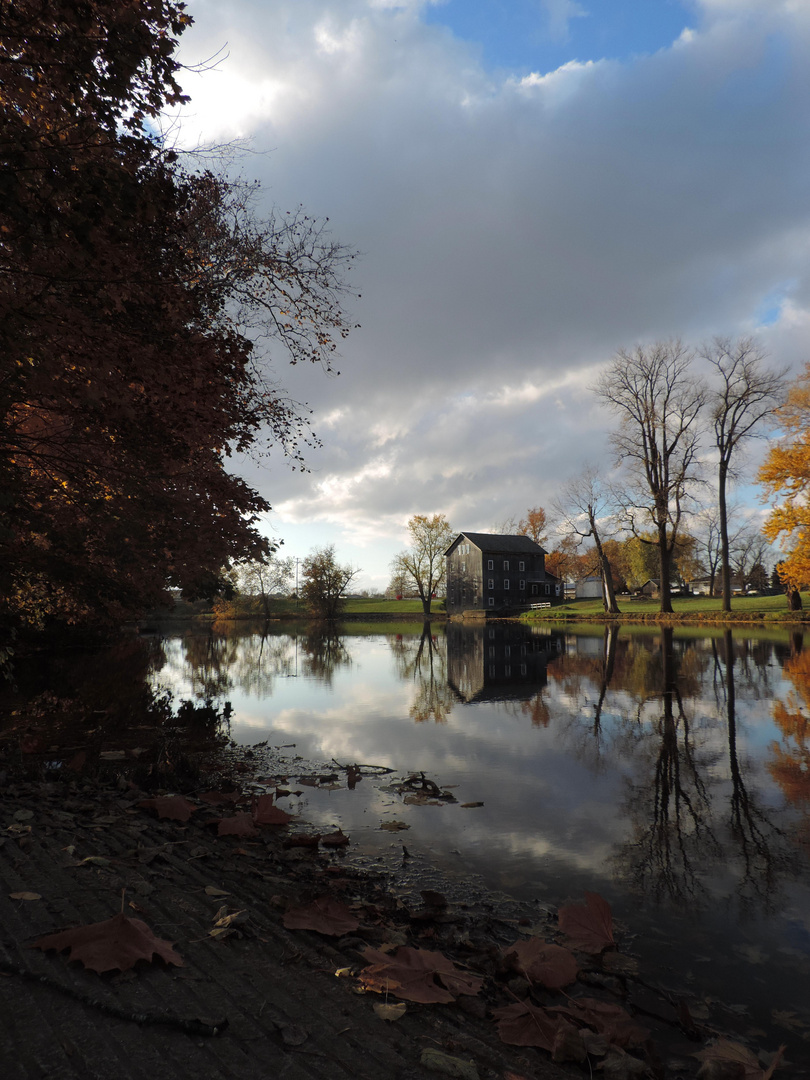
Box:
<box><xmin>146</xmin><ymin>618</ymin><xmax>810</xmax><ymax>1061</ymax></box>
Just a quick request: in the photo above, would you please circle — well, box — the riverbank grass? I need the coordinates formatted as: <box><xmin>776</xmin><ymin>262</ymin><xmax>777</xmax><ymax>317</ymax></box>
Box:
<box><xmin>522</xmin><ymin>592</ymin><xmax>808</xmax><ymax>622</ymax></box>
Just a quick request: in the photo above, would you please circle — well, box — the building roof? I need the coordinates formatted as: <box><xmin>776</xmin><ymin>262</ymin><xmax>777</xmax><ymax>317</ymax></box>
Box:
<box><xmin>447</xmin><ymin>532</ymin><xmax>548</xmax><ymax>556</ymax></box>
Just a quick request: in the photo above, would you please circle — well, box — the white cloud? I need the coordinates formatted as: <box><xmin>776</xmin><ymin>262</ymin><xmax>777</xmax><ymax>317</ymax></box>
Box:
<box><xmin>172</xmin><ymin>0</ymin><xmax>810</xmax><ymax>589</ymax></box>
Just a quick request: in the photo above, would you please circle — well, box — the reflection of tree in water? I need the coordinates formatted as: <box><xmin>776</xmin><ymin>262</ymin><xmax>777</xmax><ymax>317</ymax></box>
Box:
<box><xmin>769</xmin><ymin>638</ymin><xmax>810</xmax><ymax>855</ymax></box>
<box><xmin>612</xmin><ymin>628</ymin><xmax>799</xmax><ymax>910</ymax></box>
<box><xmin>174</xmin><ymin>627</ymin><xmax>240</xmax><ymax>699</ymax></box>
<box><xmin>298</xmin><ymin>626</ymin><xmax>352</xmax><ymax>685</ymax></box>
<box><xmin>228</xmin><ymin>631</ymin><xmax>299</xmax><ymax>697</ymax></box>
<box><xmin>389</xmin><ymin>624</ymin><xmax>458</xmax><ymax>723</ymax></box>
<box><xmin>617</xmin><ymin>627</ymin><xmax>720</xmax><ymax>905</ymax></box>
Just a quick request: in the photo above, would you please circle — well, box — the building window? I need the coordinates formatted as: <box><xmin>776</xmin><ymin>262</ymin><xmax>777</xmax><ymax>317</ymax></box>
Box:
<box><xmin>545</xmin><ymin>583</ymin><xmax>550</xmax><ymax>595</ymax></box>
<box><xmin>489</xmin><ymin>665</ymin><xmax>496</xmax><ymax>677</ymax></box>
<box><xmin>503</xmin><ymin>559</ymin><xmax>510</xmax><ymax>571</ymax></box>
<box><xmin>487</xmin><ymin>559</ymin><xmax>494</xmax><ymax>570</ymax></box>
<box><xmin>519</xmin><ymin>579</ymin><xmax>525</xmax><ymax>590</ymax></box>
<box><xmin>505</xmin><ymin>665</ymin><xmax>512</xmax><ymax>677</ymax></box>
<box><xmin>519</xmin><ymin>561</ymin><xmax>525</xmax><ymax>571</ymax></box>
<box><xmin>520</xmin><ymin>664</ymin><xmax>527</xmax><ymax>676</ymax></box>
<box><xmin>488</xmin><ymin>578</ymin><xmax>494</xmax><ymax>590</ymax></box>
<box><xmin>488</xmin><ymin>597</ymin><xmax>495</xmax><ymax>607</ymax></box>
<box><xmin>504</xmin><ymin>579</ymin><xmax>510</xmax><ymax>590</ymax></box>
<box><xmin>489</xmin><ymin>629</ymin><xmax>495</xmax><ymax>639</ymax></box>
<box><xmin>489</xmin><ymin>646</ymin><xmax>495</xmax><ymax>658</ymax></box>
<box><xmin>504</xmin><ymin>645</ymin><xmax>511</xmax><ymax>657</ymax></box>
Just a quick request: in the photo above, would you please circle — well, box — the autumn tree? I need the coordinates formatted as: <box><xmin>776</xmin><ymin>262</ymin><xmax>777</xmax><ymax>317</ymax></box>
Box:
<box><xmin>391</xmin><ymin>515</ymin><xmax>454</xmax><ymax>616</ymax></box>
<box><xmin>300</xmin><ymin>546</ymin><xmax>358</xmax><ymax>621</ymax></box>
<box><xmin>0</xmin><ymin>1</ymin><xmax>355</xmax><ymax>634</ymax></box>
<box><xmin>759</xmin><ymin>365</ymin><xmax>810</xmax><ymax>609</ymax></box>
<box><xmin>517</xmin><ymin>507</ymin><xmax>548</xmax><ymax>546</ymax></box>
<box><xmin>554</xmin><ymin>469</ymin><xmax>620</xmax><ymax>613</ymax></box>
<box><xmin>703</xmin><ymin>337</ymin><xmax>786</xmax><ymax>612</ymax></box>
<box><xmin>594</xmin><ymin>341</ymin><xmax>705</xmax><ymax>613</ymax></box>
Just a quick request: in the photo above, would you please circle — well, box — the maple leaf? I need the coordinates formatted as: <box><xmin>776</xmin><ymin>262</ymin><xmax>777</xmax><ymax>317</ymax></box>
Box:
<box><xmin>200</xmin><ymin>790</ymin><xmax>242</xmax><ymax>805</ymax></box>
<box><xmin>282</xmin><ymin>896</ymin><xmax>360</xmax><ymax>936</ymax></box>
<box><xmin>693</xmin><ymin>1039</ymin><xmax>786</xmax><ymax>1080</ymax></box>
<box><xmin>138</xmin><ymin>795</ymin><xmax>196</xmax><ymax>822</ymax></box>
<box><xmin>493</xmin><ymin>1000</ymin><xmax>565</xmax><ymax>1050</ymax></box>
<box><xmin>550</xmin><ymin>998</ymin><xmax>649</xmax><ymax>1049</ymax></box>
<box><xmin>558</xmin><ymin>892</ymin><xmax>616</xmax><ymax>953</ymax></box>
<box><xmin>252</xmin><ymin>793</ymin><xmax>292</xmax><ymax>825</ymax></box>
<box><xmin>321</xmin><ymin>829</ymin><xmax>350</xmax><ymax>847</ymax></box>
<box><xmin>359</xmin><ymin>946</ymin><xmax>483</xmax><ymax>1004</ymax></box>
<box><xmin>217</xmin><ymin>813</ymin><xmax>259</xmax><ymax>838</ymax></box>
<box><xmin>32</xmin><ymin>913</ymin><xmax>183</xmax><ymax>973</ymax></box>
<box><xmin>503</xmin><ymin>939</ymin><xmax>578</xmax><ymax>990</ymax></box>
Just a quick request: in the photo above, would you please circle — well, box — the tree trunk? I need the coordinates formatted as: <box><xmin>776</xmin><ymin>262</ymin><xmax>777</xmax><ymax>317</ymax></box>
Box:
<box><xmin>718</xmin><ymin>459</ymin><xmax>732</xmax><ymax>612</ymax></box>
<box><xmin>787</xmin><ymin>584</ymin><xmax>803</xmax><ymax>611</ymax></box>
<box><xmin>591</xmin><ymin>518</ymin><xmax>620</xmax><ymax>614</ymax></box>
<box><xmin>658</xmin><ymin>528</ymin><xmax>673</xmax><ymax>614</ymax></box>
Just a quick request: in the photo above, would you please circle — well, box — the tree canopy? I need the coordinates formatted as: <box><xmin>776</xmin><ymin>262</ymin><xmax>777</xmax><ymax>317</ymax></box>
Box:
<box><xmin>0</xmin><ymin>0</ymin><xmax>355</xmax><ymax>633</ymax></box>
<box><xmin>391</xmin><ymin>515</ymin><xmax>453</xmax><ymax>616</ymax></box>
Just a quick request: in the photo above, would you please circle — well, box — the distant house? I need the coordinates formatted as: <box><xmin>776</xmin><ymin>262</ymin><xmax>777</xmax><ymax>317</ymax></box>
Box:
<box><xmin>575</xmin><ymin>576</ymin><xmax>604</xmax><ymax>600</ymax></box>
<box><xmin>639</xmin><ymin>579</ymin><xmax>660</xmax><ymax>597</ymax></box>
<box><xmin>444</xmin><ymin>532</ymin><xmax>560</xmax><ymax>616</ymax></box>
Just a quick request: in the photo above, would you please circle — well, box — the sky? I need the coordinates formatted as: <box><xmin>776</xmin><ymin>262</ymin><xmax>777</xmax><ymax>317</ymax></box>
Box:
<box><xmin>170</xmin><ymin>0</ymin><xmax>810</xmax><ymax>592</ymax></box>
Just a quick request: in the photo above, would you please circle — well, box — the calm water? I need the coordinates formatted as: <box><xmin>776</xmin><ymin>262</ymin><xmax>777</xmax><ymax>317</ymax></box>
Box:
<box><xmin>149</xmin><ymin>620</ymin><xmax>810</xmax><ymax>1051</ymax></box>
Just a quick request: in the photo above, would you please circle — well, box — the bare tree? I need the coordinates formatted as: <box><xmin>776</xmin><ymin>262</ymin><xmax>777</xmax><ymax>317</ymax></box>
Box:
<box><xmin>703</xmin><ymin>337</ymin><xmax>786</xmax><ymax>612</ymax></box>
<box><xmin>234</xmin><ymin>554</ymin><xmax>295</xmax><ymax>619</ymax></box>
<box><xmin>554</xmin><ymin>468</ymin><xmax>620</xmax><ymax>614</ymax></box>
<box><xmin>392</xmin><ymin>514</ymin><xmax>454</xmax><ymax>615</ymax></box>
<box><xmin>594</xmin><ymin>341</ymin><xmax>705</xmax><ymax>614</ymax></box>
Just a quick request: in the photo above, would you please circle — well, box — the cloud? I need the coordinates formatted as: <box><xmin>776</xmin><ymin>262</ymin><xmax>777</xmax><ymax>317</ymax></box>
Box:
<box><xmin>173</xmin><ymin>0</ymin><xmax>810</xmax><ymax>587</ymax></box>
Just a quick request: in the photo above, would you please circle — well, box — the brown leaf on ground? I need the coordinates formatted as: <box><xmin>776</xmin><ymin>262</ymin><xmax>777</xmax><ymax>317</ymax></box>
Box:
<box><xmin>380</xmin><ymin>820</ymin><xmax>409</xmax><ymax>831</ymax></box>
<box><xmin>217</xmin><ymin>812</ymin><xmax>259</xmax><ymax>838</ymax></box>
<box><xmin>321</xmin><ymin>829</ymin><xmax>350</xmax><ymax>847</ymax></box>
<box><xmin>503</xmin><ymin>938</ymin><xmax>578</xmax><ymax>989</ymax></box>
<box><xmin>550</xmin><ymin>997</ymin><xmax>649</xmax><ymax>1048</ymax></box>
<box><xmin>359</xmin><ymin>946</ymin><xmax>483</xmax><ymax>1004</ymax></box>
<box><xmin>558</xmin><ymin>891</ymin><xmax>616</xmax><ymax>953</ymax></box>
<box><xmin>493</xmin><ymin>1000</ymin><xmax>565</xmax><ymax>1050</ymax></box>
<box><xmin>199</xmin><ymin>790</ymin><xmax>242</xmax><ymax>805</ymax></box>
<box><xmin>694</xmin><ymin>1039</ymin><xmax>786</xmax><ymax>1080</ymax></box>
<box><xmin>374</xmin><ymin>1002</ymin><xmax>406</xmax><ymax>1022</ymax></box>
<box><xmin>597</xmin><ymin>1047</ymin><xmax>648</xmax><ymax>1078</ymax></box>
<box><xmin>283</xmin><ymin>833</ymin><xmax>321</xmax><ymax>848</ymax></box>
<box><xmin>137</xmin><ymin>795</ymin><xmax>197</xmax><ymax>822</ymax></box>
<box><xmin>283</xmin><ymin>896</ymin><xmax>360</xmax><ymax>936</ymax></box>
<box><xmin>32</xmin><ymin>913</ymin><xmax>183</xmax><ymax>973</ymax></box>
<box><xmin>252</xmin><ymin>793</ymin><xmax>292</xmax><ymax>826</ymax></box>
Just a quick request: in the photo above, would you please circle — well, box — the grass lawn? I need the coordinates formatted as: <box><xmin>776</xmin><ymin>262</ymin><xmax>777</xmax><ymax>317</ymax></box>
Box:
<box><xmin>342</xmin><ymin>597</ymin><xmax>442</xmax><ymax>615</ymax></box>
<box><xmin>522</xmin><ymin>592</ymin><xmax>807</xmax><ymax>622</ymax></box>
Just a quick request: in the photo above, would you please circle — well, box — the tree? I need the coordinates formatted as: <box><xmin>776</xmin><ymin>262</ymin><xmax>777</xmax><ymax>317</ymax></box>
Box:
<box><xmin>594</xmin><ymin>341</ymin><xmax>705</xmax><ymax>614</ymax></box>
<box><xmin>545</xmin><ymin>535</ymin><xmax>581</xmax><ymax>583</ymax></box>
<box><xmin>233</xmin><ymin>554</ymin><xmax>296</xmax><ymax>620</ymax></box>
<box><xmin>391</xmin><ymin>515</ymin><xmax>454</xmax><ymax>616</ymax></box>
<box><xmin>758</xmin><ymin>365</ymin><xmax>810</xmax><ymax>609</ymax></box>
<box><xmin>554</xmin><ymin>469</ymin><xmax>620</xmax><ymax>613</ymax></box>
<box><xmin>0</xmin><ymin>1</ymin><xmax>356</xmax><ymax>634</ymax></box>
<box><xmin>517</xmin><ymin>507</ymin><xmax>548</xmax><ymax>546</ymax></box>
<box><xmin>703</xmin><ymin>337</ymin><xmax>786</xmax><ymax>612</ymax></box>
<box><xmin>300</xmin><ymin>546</ymin><xmax>358</xmax><ymax>620</ymax></box>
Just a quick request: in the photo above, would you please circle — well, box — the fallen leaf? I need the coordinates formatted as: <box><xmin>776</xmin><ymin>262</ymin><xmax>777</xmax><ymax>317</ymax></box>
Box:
<box><xmin>252</xmin><ymin>794</ymin><xmax>292</xmax><ymax>826</ymax></box>
<box><xmin>217</xmin><ymin>813</ymin><xmax>259</xmax><ymax>838</ymax></box>
<box><xmin>359</xmin><ymin>946</ymin><xmax>483</xmax><ymax>1004</ymax></box>
<box><xmin>493</xmin><ymin>1000</ymin><xmax>563</xmax><ymax>1050</ymax></box>
<box><xmin>321</xmin><ymin>829</ymin><xmax>350</xmax><ymax>847</ymax></box>
<box><xmin>32</xmin><ymin>913</ymin><xmax>183</xmax><ymax>973</ymax></box>
<box><xmin>461</xmin><ymin>802</ymin><xmax>484</xmax><ymax>809</ymax></box>
<box><xmin>199</xmin><ymin>790</ymin><xmax>242</xmax><ymax>805</ymax></box>
<box><xmin>137</xmin><ymin>796</ymin><xmax>196</xmax><ymax>822</ymax></box>
<box><xmin>693</xmin><ymin>1039</ymin><xmax>786</xmax><ymax>1080</ymax></box>
<box><xmin>10</xmin><ymin>891</ymin><xmax>41</xmax><ymax>901</ymax></box>
<box><xmin>283</xmin><ymin>896</ymin><xmax>360</xmax><ymax>936</ymax></box>
<box><xmin>503</xmin><ymin>939</ymin><xmax>578</xmax><ymax>990</ymax></box>
<box><xmin>283</xmin><ymin>833</ymin><xmax>321</xmax><ymax>848</ymax></box>
<box><xmin>380</xmin><ymin>820</ymin><xmax>410</xmax><ymax>832</ymax></box>
<box><xmin>204</xmin><ymin>886</ymin><xmax>230</xmax><ymax>897</ymax></box>
<box><xmin>65</xmin><ymin>751</ymin><xmax>86</xmax><ymax>772</ymax></box>
<box><xmin>558</xmin><ymin>892</ymin><xmax>616</xmax><ymax>953</ymax></box>
<box><xmin>374</xmin><ymin>1001</ymin><xmax>407</xmax><ymax>1021</ymax></box>
<box><xmin>597</xmin><ymin>1047</ymin><xmax>648</xmax><ymax>1078</ymax></box>
<box><xmin>419</xmin><ymin>1048</ymin><xmax>479</xmax><ymax>1080</ymax></box>
<box><xmin>550</xmin><ymin>998</ymin><xmax>649</xmax><ymax>1048</ymax></box>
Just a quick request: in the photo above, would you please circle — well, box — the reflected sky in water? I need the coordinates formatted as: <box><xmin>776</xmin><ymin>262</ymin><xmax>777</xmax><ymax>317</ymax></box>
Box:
<box><xmin>150</xmin><ymin>620</ymin><xmax>810</xmax><ymax>1041</ymax></box>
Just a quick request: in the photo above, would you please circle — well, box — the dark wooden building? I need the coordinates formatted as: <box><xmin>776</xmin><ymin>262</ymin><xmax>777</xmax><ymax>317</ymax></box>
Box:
<box><xmin>444</xmin><ymin>532</ymin><xmax>560</xmax><ymax>616</ymax></box>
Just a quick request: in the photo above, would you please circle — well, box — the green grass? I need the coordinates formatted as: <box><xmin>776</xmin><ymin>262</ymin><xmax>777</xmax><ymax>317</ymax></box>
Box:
<box><xmin>522</xmin><ymin>592</ymin><xmax>807</xmax><ymax>623</ymax></box>
<box><xmin>342</xmin><ymin>597</ymin><xmax>442</xmax><ymax>615</ymax></box>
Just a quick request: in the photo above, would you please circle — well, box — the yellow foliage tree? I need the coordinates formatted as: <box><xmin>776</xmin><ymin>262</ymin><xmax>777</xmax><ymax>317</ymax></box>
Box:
<box><xmin>759</xmin><ymin>365</ymin><xmax>810</xmax><ymax>605</ymax></box>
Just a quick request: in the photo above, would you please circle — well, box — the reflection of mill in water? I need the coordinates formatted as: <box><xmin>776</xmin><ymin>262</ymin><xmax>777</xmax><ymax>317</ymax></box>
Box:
<box><xmin>445</xmin><ymin>623</ymin><xmax>564</xmax><ymax>703</ymax></box>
